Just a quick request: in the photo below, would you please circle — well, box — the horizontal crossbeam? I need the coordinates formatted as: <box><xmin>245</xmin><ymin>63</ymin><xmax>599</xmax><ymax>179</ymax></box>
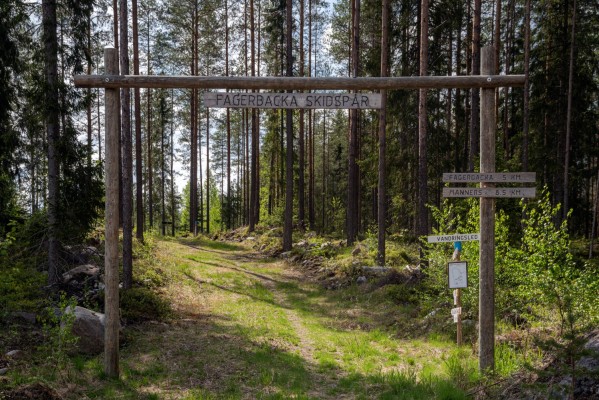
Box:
<box><xmin>74</xmin><ymin>74</ymin><xmax>525</xmax><ymax>90</ymax></box>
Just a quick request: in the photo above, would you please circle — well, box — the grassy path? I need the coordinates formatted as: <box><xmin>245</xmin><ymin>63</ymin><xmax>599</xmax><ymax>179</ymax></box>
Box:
<box><xmin>73</xmin><ymin>237</ymin><xmax>475</xmax><ymax>399</ymax></box>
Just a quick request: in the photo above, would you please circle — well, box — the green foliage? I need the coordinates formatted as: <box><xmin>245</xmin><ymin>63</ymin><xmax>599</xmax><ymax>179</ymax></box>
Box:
<box><xmin>120</xmin><ymin>287</ymin><xmax>171</xmax><ymax>322</ymax></box>
<box><xmin>426</xmin><ymin>188</ymin><xmax>599</xmax><ymax>361</ymax></box>
<box><xmin>37</xmin><ymin>293</ymin><xmax>79</xmax><ymax>374</ymax></box>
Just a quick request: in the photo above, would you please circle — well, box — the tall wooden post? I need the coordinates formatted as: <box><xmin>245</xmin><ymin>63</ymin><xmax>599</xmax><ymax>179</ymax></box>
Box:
<box><xmin>104</xmin><ymin>46</ymin><xmax>120</xmax><ymax>378</ymax></box>
<box><xmin>479</xmin><ymin>46</ymin><xmax>496</xmax><ymax>372</ymax></box>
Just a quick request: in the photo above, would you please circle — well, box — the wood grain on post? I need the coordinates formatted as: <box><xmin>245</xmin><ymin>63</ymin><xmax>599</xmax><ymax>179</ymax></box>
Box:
<box><xmin>104</xmin><ymin>46</ymin><xmax>120</xmax><ymax>378</ymax></box>
<box><xmin>74</xmin><ymin>75</ymin><xmax>525</xmax><ymax>91</ymax></box>
<box><xmin>479</xmin><ymin>46</ymin><xmax>496</xmax><ymax>372</ymax></box>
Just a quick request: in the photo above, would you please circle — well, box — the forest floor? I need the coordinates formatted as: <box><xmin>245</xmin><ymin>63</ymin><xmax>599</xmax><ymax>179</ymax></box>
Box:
<box><xmin>2</xmin><ymin>235</ymin><xmax>488</xmax><ymax>399</ymax></box>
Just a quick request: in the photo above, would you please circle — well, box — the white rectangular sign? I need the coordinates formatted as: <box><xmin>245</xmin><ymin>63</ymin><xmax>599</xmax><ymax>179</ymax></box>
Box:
<box><xmin>443</xmin><ymin>187</ymin><xmax>536</xmax><ymax>198</ymax></box>
<box><xmin>442</xmin><ymin>172</ymin><xmax>536</xmax><ymax>183</ymax></box>
<box><xmin>427</xmin><ymin>233</ymin><xmax>480</xmax><ymax>243</ymax></box>
<box><xmin>448</xmin><ymin>262</ymin><xmax>468</xmax><ymax>289</ymax></box>
<box><xmin>451</xmin><ymin>307</ymin><xmax>462</xmax><ymax>316</ymax></box>
<box><xmin>203</xmin><ymin>92</ymin><xmax>382</xmax><ymax>109</ymax></box>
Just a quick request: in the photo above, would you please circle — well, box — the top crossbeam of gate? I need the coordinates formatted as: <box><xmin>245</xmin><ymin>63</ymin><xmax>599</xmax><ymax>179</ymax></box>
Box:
<box><xmin>74</xmin><ymin>75</ymin><xmax>524</xmax><ymax>90</ymax></box>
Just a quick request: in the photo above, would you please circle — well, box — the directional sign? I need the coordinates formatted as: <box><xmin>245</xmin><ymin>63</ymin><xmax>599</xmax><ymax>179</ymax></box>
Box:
<box><xmin>443</xmin><ymin>187</ymin><xmax>536</xmax><ymax>198</ymax></box>
<box><xmin>442</xmin><ymin>172</ymin><xmax>535</xmax><ymax>183</ymax></box>
<box><xmin>204</xmin><ymin>92</ymin><xmax>382</xmax><ymax>109</ymax></box>
<box><xmin>427</xmin><ymin>233</ymin><xmax>480</xmax><ymax>243</ymax></box>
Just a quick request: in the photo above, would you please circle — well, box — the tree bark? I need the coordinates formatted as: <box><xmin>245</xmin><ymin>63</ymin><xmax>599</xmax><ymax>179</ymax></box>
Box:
<box><xmin>417</xmin><ymin>0</ymin><xmax>429</xmax><ymax>241</ymax></box>
<box><xmin>283</xmin><ymin>0</ymin><xmax>294</xmax><ymax>251</ymax></box>
<box><xmin>298</xmin><ymin>0</ymin><xmax>305</xmax><ymax>230</ymax></box>
<box><xmin>563</xmin><ymin>0</ymin><xmax>577</xmax><ymax>221</ymax></box>
<box><xmin>522</xmin><ymin>0</ymin><xmax>530</xmax><ymax>170</ymax></box>
<box><xmin>249</xmin><ymin>0</ymin><xmax>259</xmax><ymax>232</ymax></box>
<box><xmin>43</xmin><ymin>0</ymin><xmax>60</xmax><ymax>286</ymax></box>
<box><xmin>120</xmin><ymin>0</ymin><xmax>133</xmax><ymax>290</ymax></box>
<box><xmin>468</xmin><ymin>0</ymin><xmax>481</xmax><ymax>172</ymax></box>
<box><xmin>377</xmin><ymin>0</ymin><xmax>389</xmax><ymax>265</ymax></box>
<box><xmin>347</xmin><ymin>0</ymin><xmax>360</xmax><ymax>245</ymax></box>
<box><xmin>132</xmin><ymin>0</ymin><xmax>144</xmax><ymax>241</ymax></box>
<box><xmin>190</xmin><ymin>4</ymin><xmax>198</xmax><ymax>233</ymax></box>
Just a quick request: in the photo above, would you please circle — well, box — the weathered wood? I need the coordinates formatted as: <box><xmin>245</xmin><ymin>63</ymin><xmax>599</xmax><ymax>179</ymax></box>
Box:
<box><xmin>74</xmin><ymin>75</ymin><xmax>525</xmax><ymax>90</ymax></box>
<box><xmin>442</xmin><ymin>172</ymin><xmax>536</xmax><ymax>183</ymax></box>
<box><xmin>442</xmin><ymin>187</ymin><xmax>536</xmax><ymax>198</ymax></box>
<box><xmin>204</xmin><ymin>92</ymin><xmax>382</xmax><ymax>109</ymax></box>
<box><xmin>479</xmin><ymin>46</ymin><xmax>496</xmax><ymax>372</ymax></box>
<box><xmin>103</xmin><ymin>46</ymin><xmax>120</xmax><ymax>378</ymax></box>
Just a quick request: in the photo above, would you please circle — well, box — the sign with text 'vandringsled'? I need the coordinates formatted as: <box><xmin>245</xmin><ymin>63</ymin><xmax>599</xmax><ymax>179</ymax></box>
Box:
<box><xmin>204</xmin><ymin>92</ymin><xmax>382</xmax><ymax>109</ymax></box>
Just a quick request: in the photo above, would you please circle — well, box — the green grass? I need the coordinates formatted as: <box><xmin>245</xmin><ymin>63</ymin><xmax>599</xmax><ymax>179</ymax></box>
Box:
<box><xmin>1</xmin><ymin>234</ymin><xmax>484</xmax><ymax>399</ymax></box>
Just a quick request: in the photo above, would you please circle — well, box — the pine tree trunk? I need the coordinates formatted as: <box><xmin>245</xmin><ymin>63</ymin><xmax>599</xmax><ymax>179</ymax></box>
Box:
<box><xmin>190</xmin><ymin>4</ymin><xmax>198</xmax><ymax>234</ymax></box>
<box><xmin>563</xmin><ymin>0</ymin><xmax>577</xmax><ymax>221</ymax></box>
<box><xmin>283</xmin><ymin>0</ymin><xmax>294</xmax><ymax>251</ymax></box>
<box><xmin>347</xmin><ymin>0</ymin><xmax>360</xmax><ymax>245</ymax></box>
<box><xmin>170</xmin><ymin>91</ymin><xmax>175</xmax><ymax>236</ymax></box>
<box><xmin>120</xmin><ymin>0</ymin><xmax>133</xmax><ymax>290</ymax></box>
<box><xmin>42</xmin><ymin>0</ymin><xmax>60</xmax><ymax>286</ymax></box>
<box><xmin>249</xmin><ymin>0</ymin><xmax>259</xmax><ymax>232</ymax></box>
<box><xmin>522</xmin><ymin>0</ymin><xmax>530</xmax><ymax>170</ymax></box>
<box><xmin>417</xmin><ymin>0</ymin><xmax>429</xmax><ymax>241</ymax></box>
<box><xmin>225</xmin><ymin>0</ymin><xmax>231</xmax><ymax>230</ymax></box>
<box><xmin>468</xmin><ymin>0</ymin><xmax>481</xmax><ymax>172</ymax></box>
<box><xmin>298</xmin><ymin>0</ymin><xmax>305</xmax><ymax>231</ymax></box>
<box><xmin>377</xmin><ymin>0</ymin><xmax>389</xmax><ymax>265</ymax></box>
<box><xmin>132</xmin><ymin>0</ymin><xmax>144</xmax><ymax>241</ymax></box>
<box><xmin>147</xmin><ymin>11</ymin><xmax>153</xmax><ymax>229</ymax></box>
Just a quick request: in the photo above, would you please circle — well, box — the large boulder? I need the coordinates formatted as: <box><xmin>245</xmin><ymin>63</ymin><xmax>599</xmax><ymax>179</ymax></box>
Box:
<box><xmin>63</xmin><ymin>306</ymin><xmax>108</xmax><ymax>355</ymax></box>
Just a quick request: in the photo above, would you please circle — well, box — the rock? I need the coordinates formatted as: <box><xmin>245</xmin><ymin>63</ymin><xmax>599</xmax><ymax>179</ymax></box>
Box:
<box><xmin>295</xmin><ymin>240</ymin><xmax>308</xmax><ymax>248</ymax></box>
<box><xmin>6</xmin><ymin>350</ymin><xmax>23</xmax><ymax>359</ymax></box>
<box><xmin>356</xmin><ymin>276</ymin><xmax>367</xmax><ymax>285</ymax></box>
<box><xmin>0</xmin><ymin>368</ymin><xmax>7</xmax><ymax>375</ymax></box>
<box><xmin>351</xmin><ymin>247</ymin><xmax>361</xmax><ymax>256</ymax></box>
<box><xmin>246</xmin><ymin>236</ymin><xmax>255</xmax><ymax>241</ymax></box>
<box><xmin>10</xmin><ymin>312</ymin><xmax>37</xmax><ymax>324</ymax></box>
<box><xmin>280</xmin><ymin>251</ymin><xmax>292</xmax><ymax>258</ymax></box>
<box><xmin>62</xmin><ymin>264</ymin><xmax>100</xmax><ymax>283</ymax></box>
<box><xmin>63</xmin><ymin>306</ymin><xmax>110</xmax><ymax>355</ymax></box>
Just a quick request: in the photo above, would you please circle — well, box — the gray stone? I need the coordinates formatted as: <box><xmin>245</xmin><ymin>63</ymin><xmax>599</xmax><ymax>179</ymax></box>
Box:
<box><xmin>6</xmin><ymin>350</ymin><xmax>22</xmax><ymax>359</ymax></box>
<box><xmin>62</xmin><ymin>264</ymin><xmax>100</xmax><ymax>283</ymax></box>
<box><xmin>356</xmin><ymin>276</ymin><xmax>367</xmax><ymax>285</ymax></box>
<box><xmin>0</xmin><ymin>368</ymin><xmax>7</xmax><ymax>375</ymax></box>
<box><xmin>63</xmin><ymin>306</ymin><xmax>109</xmax><ymax>355</ymax></box>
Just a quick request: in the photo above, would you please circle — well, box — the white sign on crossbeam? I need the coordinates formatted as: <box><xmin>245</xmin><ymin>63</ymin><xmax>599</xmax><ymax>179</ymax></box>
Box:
<box><xmin>427</xmin><ymin>233</ymin><xmax>480</xmax><ymax>243</ymax></box>
<box><xmin>203</xmin><ymin>92</ymin><xmax>382</xmax><ymax>109</ymax></box>
<box><xmin>442</xmin><ymin>172</ymin><xmax>536</xmax><ymax>183</ymax></box>
<box><xmin>443</xmin><ymin>187</ymin><xmax>536</xmax><ymax>198</ymax></box>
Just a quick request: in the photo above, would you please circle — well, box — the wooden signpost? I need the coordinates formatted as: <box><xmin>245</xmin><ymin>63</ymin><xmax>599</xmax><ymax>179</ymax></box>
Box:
<box><xmin>439</xmin><ymin>47</ymin><xmax>537</xmax><ymax>372</ymax></box>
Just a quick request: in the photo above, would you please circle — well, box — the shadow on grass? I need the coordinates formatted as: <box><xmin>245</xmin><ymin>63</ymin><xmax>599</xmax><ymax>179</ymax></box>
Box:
<box><xmin>177</xmin><ymin>237</ymin><xmax>246</xmax><ymax>252</ymax></box>
<box><xmin>84</xmin><ymin>311</ymin><xmax>468</xmax><ymax>400</ymax></box>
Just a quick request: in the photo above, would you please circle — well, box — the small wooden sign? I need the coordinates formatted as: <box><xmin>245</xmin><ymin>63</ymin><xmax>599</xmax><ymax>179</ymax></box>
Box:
<box><xmin>443</xmin><ymin>187</ymin><xmax>536</xmax><ymax>198</ymax></box>
<box><xmin>427</xmin><ymin>233</ymin><xmax>480</xmax><ymax>243</ymax></box>
<box><xmin>203</xmin><ymin>92</ymin><xmax>382</xmax><ymax>109</ymax></box>
<box><xmin>448</xmin><ymin>261</ymin><xmax>468</xmax><ymax>289</ymax></box>
<box><xmin>442</xmin><ymin>172</ymin><xmax>536</xmax><ymax>183</ymax></box>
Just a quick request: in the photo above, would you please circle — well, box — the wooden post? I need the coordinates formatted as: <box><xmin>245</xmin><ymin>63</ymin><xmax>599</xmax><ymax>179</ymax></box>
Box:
<box><xmin>452</xmin><ymin>248</ymin><xmax>462</xmax><ymax>346</ymax></box>
<box><xmin>479</xmin><ymin>46</ymin><xmax>496</xmax><ymax>372</ymax></box>
<box><xmin>104</xmin><ymin>46</ymin><xmax>120</xmax><ymax>378</ymax></box>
